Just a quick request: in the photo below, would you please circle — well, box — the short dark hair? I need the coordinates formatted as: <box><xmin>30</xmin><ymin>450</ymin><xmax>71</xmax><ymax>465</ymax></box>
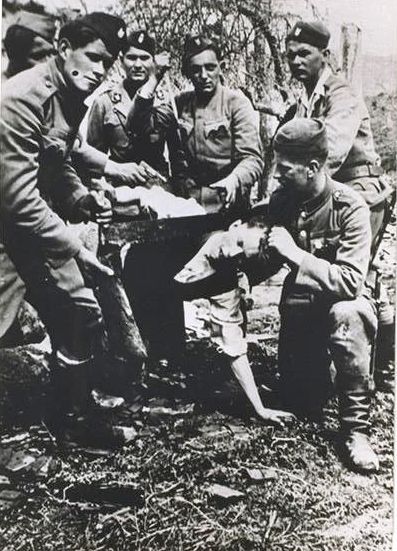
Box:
<box><xmin>4</xmin><ymin>25</ymin><xmax>35</xmax><ymax>61</ymax></box>
<box><xmin>58</xmin><ymin>20</ymin><xmax>102</xmax><ymax>51</ymax></box>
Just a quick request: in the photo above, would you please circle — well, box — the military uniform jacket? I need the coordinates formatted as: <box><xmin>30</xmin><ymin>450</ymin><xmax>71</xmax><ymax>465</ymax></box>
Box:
<box><xmin>0</xmin><ymin>57</ymin><xmax>88</xmax><ymax>266</ymax></box>
<box><xmin>86</xmin><ymin>80</ymin><xmax>180</xmax><ymax>176</ymax></box>
<box><xmin>286</xmin><ymin>68</ymin><xmax>380</xmax><ymax>180</ymax></box>
<box><xmin>269</xmin><ymin>176</ymin><xmax>372</xmax><ymax>303</ymax></box>
<box><xmin>128</xmin><ymin>84</ymin><xmax>264</xmax><ymax>189</ymax></box>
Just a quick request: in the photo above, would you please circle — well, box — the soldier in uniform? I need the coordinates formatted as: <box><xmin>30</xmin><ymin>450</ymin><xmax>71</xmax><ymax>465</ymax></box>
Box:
<box><xmin>86</xmin><ymin>30</ymin><xmax>182</xmax><ymax>179</ymax></box>
<box><xmin>2</xmin><ymin>10</ymin><xmax>56</xmax><ymax>81</ymax></box>
<box><xmin>267</xmin><ymin>118</ymin><xmax>379</xmax><ymax>472</ymax></box>
<box><xmin>186</xmin><ymin>118</ymin><xmax>380</xmax><ymax>471</ymax></box>
<box><xmin>0</xmin><ymin>12</ymin><xmax>132</xmax><ymax>442</ymax></box>
<box><xmin>127</xmin><ymin>35</ymin><xmax>294</xmax><ymax>426</ymax></box>
<box><xmin>284</xmin><ymin>20</ymin><xmax>394</xmax><ymax>386</ymax></box>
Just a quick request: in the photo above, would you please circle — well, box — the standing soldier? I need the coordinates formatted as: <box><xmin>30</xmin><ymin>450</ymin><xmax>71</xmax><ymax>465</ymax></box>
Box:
<box><xmin>127</xmin><ymin>35</ymin><xmax>293</xmax><ymax>425</ymax></box>
<box><xmin>2</xmin><ymin>10</ymin><xmax>56</xmax><ymax>81</ymax></box>
<box><xmin>0</xmin><ymin>12</ymin><xmax>133</xmax><ymax>444</ymax></box>
<box><xmin>284</xmin><ymin>20</ymin><xmax>395</xmax><ymax>387</ymax></box>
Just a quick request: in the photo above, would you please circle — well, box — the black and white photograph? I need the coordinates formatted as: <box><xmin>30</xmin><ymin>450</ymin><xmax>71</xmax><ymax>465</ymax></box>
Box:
<box><xmin>0</xmin><ymin>0</ymin><xmax>395</xmax><ymax>549</ymax></box>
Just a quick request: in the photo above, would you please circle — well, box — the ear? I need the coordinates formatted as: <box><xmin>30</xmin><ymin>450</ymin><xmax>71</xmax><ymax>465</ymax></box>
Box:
<box><xmin>307</xmin><ymin>159</ymin><xmax>320</xmax><ymax>178</ymax></box>
<box><xmin>219</xmin><ymin>59</ymin><xmax>227</xmax><ymax>71</ymax></box>
<box><xmin>58</xmin><ymin>37</ymin><xmax>72</xmax><ymax>61</ymax></box>
<box><xmin>322</xmin><ymin>48</ymin><xmax>330</xmax><ymax>60</ymax></box>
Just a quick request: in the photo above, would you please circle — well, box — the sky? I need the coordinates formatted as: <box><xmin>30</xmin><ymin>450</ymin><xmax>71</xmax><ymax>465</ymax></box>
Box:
<box><xmin>320</xmin><ymin>0</ymin><xmax>397</xmax><ymax>57</ymax></box>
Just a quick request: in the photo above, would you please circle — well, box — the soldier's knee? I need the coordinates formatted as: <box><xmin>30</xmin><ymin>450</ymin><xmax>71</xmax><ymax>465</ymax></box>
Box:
<box><xmin>329</xmin><ymin>301</ymin><xmax>360</xmax><ymax>328</ymax></box>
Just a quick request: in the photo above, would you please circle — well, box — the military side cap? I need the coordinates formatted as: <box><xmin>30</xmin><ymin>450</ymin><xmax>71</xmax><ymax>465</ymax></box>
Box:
<box><xmin>78</xmin><ymin>12</ymin><xmax>127</xmax><ymax>57</ymax></box>
<box><xmin>182</xmin><ymin>33</ymin><xmax>220</xmax><ymax>73</ymax></box>
<box><xmin>286</xmin><ymin>20</ymin><xmax>330</xmax><ymax>49</ymax></box>
<box><xmin>13</xmin><ymin>10</ymin><xmax>56</xmax><ymax>43</ymax></box>
<box><xmin>126</xmin><ymin>30</ymin><xmax>155</xmax><ymax>55</ymax></box>
<box><xmin>274</xmin><ymin>118</ymin><xmax>328</xmax><ymax>158</ymax></box>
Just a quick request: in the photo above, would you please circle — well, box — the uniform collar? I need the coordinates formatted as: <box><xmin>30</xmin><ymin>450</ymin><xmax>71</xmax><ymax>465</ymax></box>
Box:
<box><xmin>300</xmin><ymin>66</ymin><xmax>332</xmax><ymax>115</ymax></box>
<box><xmin>300</xmin><ymin>174</ymin><xmax>332</xmax><ymax>215</ymax></box>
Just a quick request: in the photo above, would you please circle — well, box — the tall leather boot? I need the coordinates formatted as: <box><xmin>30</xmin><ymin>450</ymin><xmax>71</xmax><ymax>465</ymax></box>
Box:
<box><xmin>375</xmin><ymin>321</ymin><xmax>395</xmax><ymax>392</ymax></box>
<box><xmin>339</xmin><ymin>391</ymin><xmax>379</xmax><ymax>473</ymax></box>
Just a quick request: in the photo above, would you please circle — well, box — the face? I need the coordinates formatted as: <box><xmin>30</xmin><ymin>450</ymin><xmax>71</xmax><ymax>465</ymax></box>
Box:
<box><xmin>188</xmin><ymin>49</ymin><xmax>221</xmax><ymax>96</ymax></box>
<box><xmin>122</xmin><ymin>46</ymin><xmax>153</xmax><ymax>83</ymax></box>
<box><xmin>274</xmin><ymin>152</ymin><xmax>314</xmax><ymax>197</ymax></box>
<box><xmin>60</xmin><ymin>38</ymin><xmax>114</xmax><ymax>95</ymax></box>
<box><xmin>286</xmin><ymin>40</ymin><xmax>326</xmax><ymax>83</ymax></box>
<box><xmin>25</xmin><ymin>35</ymin><xmax>55</xmax><ymax>69</ymax></box>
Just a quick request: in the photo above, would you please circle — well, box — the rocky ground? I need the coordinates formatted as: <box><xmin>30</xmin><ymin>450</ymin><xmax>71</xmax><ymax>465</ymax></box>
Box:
<box><xmin>0</xmin><ymin>217</ymin><xmax>395</xmax><ymax>551</ymax></box>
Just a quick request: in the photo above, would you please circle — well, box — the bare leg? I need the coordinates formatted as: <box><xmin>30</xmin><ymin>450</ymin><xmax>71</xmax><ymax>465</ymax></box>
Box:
<box><xmin>230</xmin><ymin>354</ymin><xmax>295</xmax><ymax>427</ymax></box>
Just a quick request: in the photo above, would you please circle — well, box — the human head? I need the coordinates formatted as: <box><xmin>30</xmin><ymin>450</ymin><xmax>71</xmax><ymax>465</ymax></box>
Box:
<box><xmin>273</xmin><ymin>118</ymin><xmax>328</xmax><ymax>198</ymax></box>
<box><xmin>182</xmin><ymin>34</ymin><xmax>222</xmax><ymax>97</ymax></box>
<box><xmin>58</xmin><ymin>12</ymin><xmax>126</xmax><ymax>95</ymax></box>
<box><xmin>4</xmin><ymin>11</ymin><xmax>56</xmax><ymax>76</ymax></box>
<box><xmin>122</xmin><ymin>30</ymin><xmax>156</xmax><ymax>84</ymax></box>
<box><xmin>286</xmin><ymin>20</ymin><xmax>330</xmax><ymax>85</ymax></box>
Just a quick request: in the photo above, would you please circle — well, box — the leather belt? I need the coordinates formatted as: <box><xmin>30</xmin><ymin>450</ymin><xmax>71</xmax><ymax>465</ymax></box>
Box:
<box><xmin>336</xmin><ymin>164</ymin><xmax>383</xmax><ymax>183</ymax></box>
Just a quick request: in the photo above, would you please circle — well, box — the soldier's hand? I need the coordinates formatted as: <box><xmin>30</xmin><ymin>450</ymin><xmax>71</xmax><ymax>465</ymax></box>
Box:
<box><xmin>210</xmin><ymin>174</ymin><xmax>240</xmax><ymax>207</ymax></box>
<box><xmin>75</xmin><ymin>246</ymin><xmax>114</xmax><ymax>280</ymax></box>
<box><xmin>104</xmin><ymin>159</ymin><xmax>148</xmax><ymax>186</ymax></box>
<box><xmin>268</xmin><ymin>226</ymin><xmax>305</xmax><ymax>266</ymax></box>
<box><xmin>153</xmin><ymin>51</ymin><xmax>171</xmax><ymax>81</ymax></box>
<box><xmin>90</xmin><ymin>191</ymin><xmax>113</xmax><ymax>226</ymax></box>
<box><xmin>257</xmin><ymin>407</ymin><xmax>296</xmax><ymax>428</ymax></box>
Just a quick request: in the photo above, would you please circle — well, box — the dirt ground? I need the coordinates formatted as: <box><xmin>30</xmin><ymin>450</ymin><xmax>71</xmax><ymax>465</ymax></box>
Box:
<box><xmin>0</xmin><ymin>219</ymin><xmax>395</xmax><ymax>551</ymax></box>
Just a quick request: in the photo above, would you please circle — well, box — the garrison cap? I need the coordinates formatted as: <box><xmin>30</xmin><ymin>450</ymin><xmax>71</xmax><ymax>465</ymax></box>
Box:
<box><xmin>274</xmin><ymin>118</ymin><xmax>328</xmax><ymax>159</ymax></box>
<box><xmin>12</xmin><ymin>10</ymin><xmax>56</xmax><ymax>43</ymax></box>
<box><xmin>78</xmin><ymin>12</ymin><xmax>127</xmax><ymax>58</ymax></box>
<box><xmin>182</xmin><ymin>33</ymin><xmax>220</xmax><ymax>74</ymax></box>
<box><xmin>286</xmin><ymin>20</ymin><xmax>330</xmax><ymax>49</ymax></box>
<box><xmin>125</xmin><ymin>30</ymin><xmax>155</xmax><ymax>55</ymax></box>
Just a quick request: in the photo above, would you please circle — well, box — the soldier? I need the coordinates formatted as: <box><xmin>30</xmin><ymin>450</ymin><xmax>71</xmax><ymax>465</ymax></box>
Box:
<box><xmin>127</xmin><ymin>34</ymin><xmax>294</xmax><ymax>425</ymax></box>
<box><xmin>2</xmin><ymin>10</ymin><xmax>56</xmax><ymax>80</ymax></box>
<box><xmin>86</xmin><ymin>29</ymin><xmax>183</xmax><ymax>179</ymax></box>
<box><xmin>268</xmin><ymin>119</ymin><xmax>379</xmax><ymax>472</ymax></box>
<box><xmin>0</xmin><ymin>12</ymin><xmax>133</xmax><ymax>443</ymax></box>
<box><xmin>184</xmin><ymin>118</ymin><xmax>380</xmax><ymax>471</ymax></box>
<box><xmin>284</xmin><ymin>20</ymin><xmax>394</xmax><ymax>386</ymax></box>
<box><xmin>128</xmin><ymin>33</ymin><xmax>264</xmax><ymax>213</ymax></box>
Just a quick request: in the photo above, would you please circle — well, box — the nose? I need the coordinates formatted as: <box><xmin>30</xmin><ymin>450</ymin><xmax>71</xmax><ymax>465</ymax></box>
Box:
<box><xmin>93</xmin><ymin>61</ymin><xmax>105</xmax><ymax>79</ymax></box>
<box><xmin>199</xmin><ymin>67</ymin><xmax>209</xmax><ymax>79</ymax></box>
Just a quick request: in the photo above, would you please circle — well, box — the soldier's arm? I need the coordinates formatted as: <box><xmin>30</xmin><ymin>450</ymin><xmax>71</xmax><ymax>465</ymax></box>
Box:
<box><xmin>229</xmin><ymin>92</ymin><xmax>264</xmax><ymax>190</ymax></box>
<box><xmin>0</xmin><ymin>93</ymin><xmax>82</xmax><ymax>267</ymax></box>
<box><xmin>294</xmin><ymin>200</ymin><xmax>371</xmax><ymax>300</ymax></box>
<box><xmin>323</xmin><ymin>81</ymin><xmax>362</xmax><ymax>174</ymax></box>
<box><xmin>86</xmin><ymin>96</ymin><xmax>110</xmax><ymax>154</ymax></box>
<box><xmin>127</xmin><ymin>92</ymin><xmax>175</xmax><ymax>141</ymax></box>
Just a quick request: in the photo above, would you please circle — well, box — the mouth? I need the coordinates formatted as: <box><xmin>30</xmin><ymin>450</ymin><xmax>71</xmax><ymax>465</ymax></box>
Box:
<box><xmin>86</xmin><ymin>77</ymin><xmax>100</xmax><ymax>87</ymax></box>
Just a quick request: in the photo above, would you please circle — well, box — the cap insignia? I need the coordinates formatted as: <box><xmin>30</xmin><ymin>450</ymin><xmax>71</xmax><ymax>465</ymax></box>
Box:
<box><xmin>138</xmin><ymin>32</ymin><xmax>144</xmax><ymax>43</ymax></box>
<box><xmin>118</xmin><ymin>27</ymin><xmax>125</xmax><ymax>39</ymax></box>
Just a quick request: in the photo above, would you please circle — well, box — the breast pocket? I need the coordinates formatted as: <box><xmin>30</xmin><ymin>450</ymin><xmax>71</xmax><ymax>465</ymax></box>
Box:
<box><xmin>204</xmin><ymin>119</ymin><xmax>231</xmax><ymax>141</ymax></box>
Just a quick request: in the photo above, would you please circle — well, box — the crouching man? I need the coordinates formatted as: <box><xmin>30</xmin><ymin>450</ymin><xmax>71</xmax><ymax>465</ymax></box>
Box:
<box><xmin>268</xmin><ymin>118</ymin><xmax>379</xmax><ymax>472</ymax></box>
<box><xmin>180</xmin><ymin>118</ymin><xmax>380</xmax><ymax>472</ymax></box>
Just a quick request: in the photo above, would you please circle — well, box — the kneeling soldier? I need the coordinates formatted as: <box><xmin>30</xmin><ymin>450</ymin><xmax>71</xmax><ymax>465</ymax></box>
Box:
<box><xmin>268</xmin><ymin>118</ymin><xmax>379</xmax><ymax>472</ymax></box>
